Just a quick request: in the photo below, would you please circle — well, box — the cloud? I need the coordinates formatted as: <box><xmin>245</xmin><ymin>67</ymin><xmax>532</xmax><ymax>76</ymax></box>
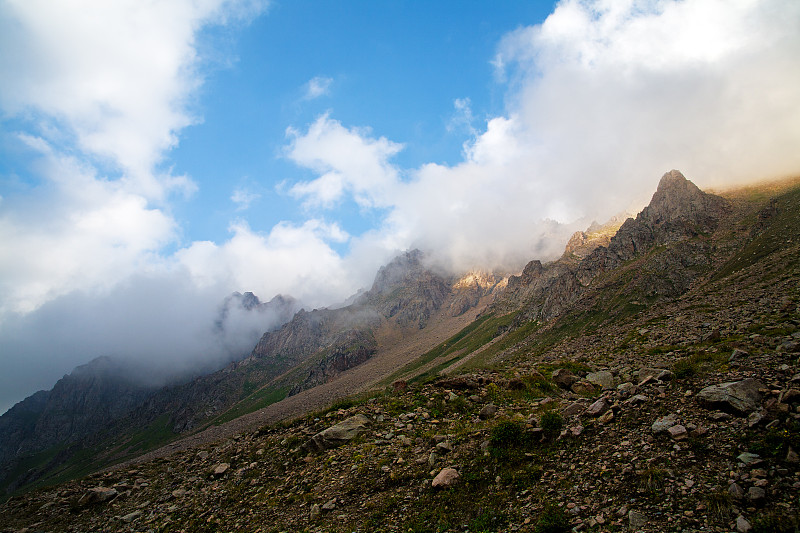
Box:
<box><xmin>0</xmin><ymin>270</ymin><xmax>296</xmax><ymax>414</ymax></box>
<box><xmin>231</xmin><ymin>186</ymin><xmax>261</xmax><ymax>211</ymax></box>
<box><xmin>0</xmin><ymin>0</ymin><xmax>268</xmax><ymax>319</ymax></box>
<box><xmin>176</xmin><ymin>219</ymin><xmax>354</xmax><ymax>308</ymax></box>
<box><xmin>286</xmin><ymin>114</ymin><xmax>403</xmax><ymax>209</ymax></box>
<box><xmin>284</xmin><ymin>0</ymin><xmax>800</xmax><ymax>274</ymax></box>
<box><xmin>304</xmin><ymin>76</ymin><xmax>333</xmax><ymax>100</ymax></box>
<box><xmin>446</xmin><ymin>97</ymin><xmax>477</xmax><ymax>135</ymax></box>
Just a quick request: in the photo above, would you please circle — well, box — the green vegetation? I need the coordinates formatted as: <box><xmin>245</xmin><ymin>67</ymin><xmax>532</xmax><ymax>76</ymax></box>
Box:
<box><xmin>533</xmin><ymin>503</ymin><xmax>571</xmax><ymax>533</ymax></box>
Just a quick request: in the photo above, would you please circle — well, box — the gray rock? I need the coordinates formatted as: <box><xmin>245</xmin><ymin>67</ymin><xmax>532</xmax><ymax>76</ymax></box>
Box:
<box><xmin>628</xmin><ymin>509</ymin><xmax>648</xmax><ymax>529</ymax></box>
<box><xmin>310</xmin><ymin>504</ymin><xmax>321</xmax><ymax>520</ymax></box>
<box><xmin>321</xmin><ymin>498</ymin><xmax>337</xmax><ymax>511</ymax></box>
<box><xmin>305</xmin><ymin>414</ymin><xmax>371</xmax><ymax>451</ymax></box>
<box><xmin>562</xmin><ymin>402</ymin><xmax>585</xmax><ymax>417</ymax></box>
<box><xmin>431</xmin><ymin>467</ymin><xmax>459</xmax><ymax>488</ymax></box>
<box><xmin>747</xmin><ymin>486</ymin><xmax>766</xmax><ymax>502</ymax></box>
<box><xmin>436</xmin><ymin>441</ymin><xmax>453</xmax><ymax>454</ymax></box>
<box><xmin>212</xmin><ymin>462</ymin><xmax>229</xmax><ymax>476</ymax></box>
<box><xmin>572</xmin><ymin>380</ymin><xmax>599</xmax><ymax>395</ymax></box>
<box><xmin>667</xmin><ymin>424</ymin><xmax>688</xmax><ymax>440</ymax></box>
<box><xmin>737</xmin><ymin>452</ymin><xmax>762</xmax><ymax>465</ymax></box>
<box><xmin>696</xmin><ymin>378</ymin><xmax>765</xmax><ymax>415</ymax></box>
<box><xmin>552</xmin><ymin>368</ymin><xmax>580</xmax><ymax>389</ymax></box>
<box><xmin>77</xmin><ymin>487</ymin><xmax>118</xmax><ymax>507</ymax></box>
<box><xmin>651</xmin><ymin>414</ymin><xmax>678</xmax><ymax>434</ymax></box>
<box><xmin>729</xmin><ymin>483</ymin><xmax>745</xmax><ymax>500</ymax></box>
<box><xmin>586</xmin><ymin>371</ymin><xmax>615</xmax><ymax>390</ymax></box>
<box><xmin>637</xmin><ymin>367</ymin><xmax>672</xmax><ymax>382</ymax></box>
<box><xmin>736</xmin><ymin>515</ymin><xmax>752</xmax><ymax>533</ymax></box>
<box><xmin>786</xmin><ymin>447</ymin><xmax>799</xmax><ymax>463</ymax></box>
<box><xmin>121</xmin><ymin>511</ymin><xmax>142</xmax><ymax>523</ymax></box>
<box><xmin>730</xmin><ymin>349</ymin><xmax>749</xmax><ymax>361</ymax></box>
<box><xmin>478</xmin><ymin>403</ymin><xmax>498</xmax><ymax>419</ymax></box>
<box><xmin>585</xmin><ymin>398</ymin><xmax>609</xmax><ymax>417</ymax></box>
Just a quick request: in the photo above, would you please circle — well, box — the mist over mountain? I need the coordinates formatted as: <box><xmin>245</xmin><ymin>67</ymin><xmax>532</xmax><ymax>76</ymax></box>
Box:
<box><xmin>0</xmin><ymin>277</ymin><xmax>300</xmax><ymax>415</ymax></box>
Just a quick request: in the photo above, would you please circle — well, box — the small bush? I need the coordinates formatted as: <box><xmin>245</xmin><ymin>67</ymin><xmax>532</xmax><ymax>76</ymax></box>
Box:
<box><xmin>540</xmin><ymin>411</ymin><xmax>563</xmax><ymax>436</ymax></box>
<box><xmin>534</xmin><ymin>503</ymin><xmax>571</xmax><ymax>533</ymax></box>
<box><xmin>490</xmin><ymin>420</ymin><xmax>525</xmax><ymax>448</ymax></box>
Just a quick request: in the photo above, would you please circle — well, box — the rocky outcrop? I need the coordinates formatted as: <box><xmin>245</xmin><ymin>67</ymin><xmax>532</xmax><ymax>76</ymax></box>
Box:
<box><xmin>361</xmin><ymin>250</ymin><xmax>451</xmax><ymax>328</ymax></box>
<box><xmin>288</xmin><ymin>330</ymin><xmax>378</xmax><ymax>396</ymax></box>
<box><xmin>495</xmin><ymin>170</ymin><xmax>729</xmax><ymax>322</ymax></box>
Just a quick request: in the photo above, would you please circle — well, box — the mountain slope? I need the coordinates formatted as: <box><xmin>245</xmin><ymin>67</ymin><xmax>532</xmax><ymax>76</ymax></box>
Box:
<box><xmin>2</xmin><ymin>172</ymin><xmax>798</xmax><ymax>532</ymax></box>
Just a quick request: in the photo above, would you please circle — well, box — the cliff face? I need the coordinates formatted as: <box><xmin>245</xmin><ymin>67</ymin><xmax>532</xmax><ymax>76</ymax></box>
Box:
<box><xmin>497</xmin><ymin>170</ymin><xmax>730</xmax><ymax>322</ymax></box>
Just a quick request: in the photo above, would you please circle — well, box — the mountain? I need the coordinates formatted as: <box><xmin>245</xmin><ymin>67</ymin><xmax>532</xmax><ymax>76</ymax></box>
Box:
<box><xmin>1</xmin><ymin>170</ymin><xmax>799</xmax><ymax>533</ymax></box>
<box><xmin>0</xmin><ymin>291</ymin><xmax>300</xmax><ymax>495</ymax></box>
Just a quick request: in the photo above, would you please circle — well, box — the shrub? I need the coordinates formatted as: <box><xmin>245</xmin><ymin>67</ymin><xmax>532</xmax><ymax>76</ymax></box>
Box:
<box><xmin>540</xmin><ymin>411</ymin><xmax>563</xmax><ymax>436</ymax></box>
<box><xmin>534</xmin><ymin>503</ymin><xmax>571</xmax><ymax>533</ymax></box>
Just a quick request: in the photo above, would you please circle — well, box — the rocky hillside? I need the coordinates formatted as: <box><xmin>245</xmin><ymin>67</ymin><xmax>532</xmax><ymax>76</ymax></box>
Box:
<box><xmin>1</xmin><ymin>170</ymin><xmax>799</xmax><ymax>533</ymax></box>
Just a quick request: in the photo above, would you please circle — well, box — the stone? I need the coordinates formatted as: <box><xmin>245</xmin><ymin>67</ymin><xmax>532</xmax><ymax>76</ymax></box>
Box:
<box><xmin>786</xmin><ymin>447</ymin><xmax>799</xmax><ymax>463</ymax></box>
<box><xmin>598</xmin><ymin>410</ymin><xmax>614</xmax><ymax>424</ymax></box>
<box><xmin>781</xmin><ymin>388</ymin><xmax>800</xmax><ymax>403</ymax></box>
<box><xmin>305</xmin><ymin>414</ymin><xmax>371</xmax><ymax>451</ymax></box>
<box><xmin>747</xmin><ymin>411</ymin><xmax>765</xmax><ymax>427</ymax></box>
<box><xmin>552</xmin><ymin>368</ymin><xmax>580</xmax><ymax>389</ymax></box>
<box><xmin>747</xmin><ymin>486</ymin><xmax>766</xmax><ymax>502</ymax></box>
<box><xmin>736</xmin><ymin>515</ymin><xmax>752</xmax><ymax>533</ymax></box>
<box><xmin>431</xmin><ymin>467</ymin><xmax>460</xmax><ymax>488</ymax></box>
<box><xmin>321</xmin><ymin>498</ymin><xmax>337</xmax><ymax>511</ymax></box>
<box><xmin>76</xmin><ymin>487</ymin><xmax>118</xmax><ymax>507</ymax></box>
<box><xmin>121</xmin><ymin>511</ymin><xmax>142</xmax><ymax>523</ymax></box>
<box><xmin>572</xmin><ymin>380</ymin><xmax>599</xmax><ymax>395</ymax></box>
<box><xmin>668</xmin><ymin>424</ymin><xmax>688</xmax><ymax>440</ymax></box>
<box><xmin>212</xmin><ymin>463</ymin><xmax>229</xmax><ymax>476</ymax></box>
<box><xmin>436</xmin><ymin>441</ymin><xmax>453</xmax><ymax>454</ymax></box>
<box><xmin>310</xmin><ymin>504</ymin><xmax>321</xmax><ymax>520</ymax></box>
<box><xmin>562</xmin><ymin>402</ymin><xmax>585</xmax><ymax>417</ymax></box>
<box><xmin>479</xmin><ymin>404</ymin><xmax>498</xmax><ymax>419</ymax></box>
<box><xmin>585</xmin><ymin>398</ymin><xmax>609</xmax><ymax>417</ymax></box>
<box><xmin>737</xmin><ymin>452</ymin><xmax>762</xmax><ymax>465</ymax></box>
<box><xmin>651</xmin><ymin>414</ymin><xmax>678</xmax><ymax>434</ymax></box>
<box><xmin>638</xmin><ymin>367</ymin><xmax>673</xmax><ymax>382</ymax></box>
<box><xmin>696</xmin><ymin>378</ymin><xmax>765</xmax><ymax>415</ymax></box>
<box><xmin>730</xmin><ymin>349</ymin><xmax>749</xmax><ymax>361</ymax></box>
<box><xmin>172</xmin><ymin>489</ymin><xmax>187</xmax><ymax>498</ymax></box>
<box><xmin>628</xmin><ymin>509</ymin><xmax>648</xmax><ymax>529</ymax></box>
<box><xmin>729</xmin><ymin>483</ymin><xmax>745</xmax><ymax>500</ymax></box>
<box><xmin>586</xmin><ymin>371</ymin><xmax>615</xmax><ymax>390</ymax></box>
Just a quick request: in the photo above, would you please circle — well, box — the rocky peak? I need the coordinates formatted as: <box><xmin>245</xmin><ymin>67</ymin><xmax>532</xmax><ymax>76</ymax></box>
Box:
<box><xmin>639</xmin><ymin>169</ymin><xmax>728</xmax><ymax>231</ymax></box>
<box><xmin>368</xmin><ymin>249</ymin><xmax>427</xmax><ymax>296</ymax></box>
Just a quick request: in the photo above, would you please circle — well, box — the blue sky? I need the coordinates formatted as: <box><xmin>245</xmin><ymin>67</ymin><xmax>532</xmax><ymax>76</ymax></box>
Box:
<box><xmin>170</xmin><ymin>1</ymin><xmax>553</xmax><ymax>247</ymax></box>
<box><xmin>1</xmin><ymin>0</ymin><xmax>799</xmax><ymax>413</ymax></box>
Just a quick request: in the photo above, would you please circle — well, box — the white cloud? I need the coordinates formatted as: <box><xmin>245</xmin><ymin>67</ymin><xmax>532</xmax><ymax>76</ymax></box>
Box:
<box><xmin>285</xmin><ymin>0</ymin><xmax>800</xmax><ymax>274</ymax></box>
<box><xmin>231</xmin><ymin>186</ymin><xmax>261</xmax><ymax>211</ymax></box>
<box><xmin>177</xmin><ymin>219</ymin><xmax>354</xmax><ymax>308</ymax></box>
<box><xmin>304</xmin><ymin>76</ymin><xmax>333</xmax><ymax>100</ymax></box>
<box><xmin>0</xmin><ymin>0</ymin><xmax>268</xmax><ymax>319</ymax></box>
<box><xmin>447</xmin><ymin>97</ymin><xmax>477</xmax><ymax>135</ymax></box>
<box><xmin>286</xmin><ymin>114</ymin><xmax>403</xmax><ymax>209</ymax></box>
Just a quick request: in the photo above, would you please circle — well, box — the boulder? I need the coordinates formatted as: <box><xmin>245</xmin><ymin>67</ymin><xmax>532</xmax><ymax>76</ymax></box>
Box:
<box><xmin>552</xmin><ymin>369</ymin><xmax>580</xmax><ymax>389</ymax></box>
<box><xmin>478</xmin><ymin>403</ymin><xmax>498</xmax><ymax>419</ymax></box>
<box><xmin>431</xmin><ymin>467</ymin><xmax>459</xmax><ymax>488</ymax></box>
<box><xmin>651</xmin><ymin>414</ymin><xmax>678</xmax><ymax>434</ymax></box>
<box><xmin>586</xmin><ymin>371</ymin><xmax>615</xmax><ymax>390</ymax></box>
<box><xmin>305</xmin><ymin>414</ymin><xmax>371</xmax><ymax>451</ymax></box>
<box><xmin>696</xmin><ymin>379</ymin><xmax>765</xmax><ymax>415</ymax></box>
<box><xmin>637</xmin><ymin>367</ymin><xmax>672</xmax><ymax>382</ymax></box>
<box><xmin>572</xmin><ymin>380</ymin><xmax>599</xmax><ymax>395</ymax></box>
<box><xmin>76</xmin><ymin>487</ymin><xmax>118</xmax><ymax>507</ymax></box>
